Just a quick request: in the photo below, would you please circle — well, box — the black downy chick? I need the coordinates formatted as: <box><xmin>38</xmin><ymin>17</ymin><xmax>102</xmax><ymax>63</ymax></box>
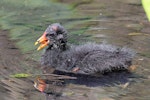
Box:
<box><xmin>35</xmin><ymin>23</ymin><xmax>135</xmax><ymax>75</ymax></box>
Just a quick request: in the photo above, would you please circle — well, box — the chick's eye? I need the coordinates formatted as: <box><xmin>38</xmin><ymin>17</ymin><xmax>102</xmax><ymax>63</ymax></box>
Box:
<box><xmin>46</xmin><ymin>33</ymin><xmax>55</xmax><ymax>37</ymax></box>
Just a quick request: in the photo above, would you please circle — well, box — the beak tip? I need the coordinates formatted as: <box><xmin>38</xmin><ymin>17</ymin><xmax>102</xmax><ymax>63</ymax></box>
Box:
<box><xmin>35</xmin><ymin>41</ymin><xmax>38</xmax><ymax>46</ymax></box>
<box><xmin>37</xmin><ymin>48</ymin><xmax>40</xmax><ymax>51</ymax></box>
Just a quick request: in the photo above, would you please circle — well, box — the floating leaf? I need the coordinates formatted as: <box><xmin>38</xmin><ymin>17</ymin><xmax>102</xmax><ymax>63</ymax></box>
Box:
<box><xmin>128</xmin><ymin>32</ymin><xmax>149</xmax><ymax>36</ymax></box>
<box><xmin>10</xmin><ymin>73</ymin><xmax>31</xmax><ymax>78</ymax></box>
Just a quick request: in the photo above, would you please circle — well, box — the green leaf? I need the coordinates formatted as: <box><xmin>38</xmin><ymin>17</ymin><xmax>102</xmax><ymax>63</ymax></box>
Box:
<box><xmin>142</xmin><ymin>0</ymin><xmax>150</xmax><ymax>21</ymax></box>
<box><xmin>10</xmin><ymin>73</ymin><xmax>32</xmax><ymax>78</ymax></box>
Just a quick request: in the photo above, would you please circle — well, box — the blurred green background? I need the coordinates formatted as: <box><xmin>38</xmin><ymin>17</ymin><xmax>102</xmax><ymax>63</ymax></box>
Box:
<box><xmin>0</xmin><ymin>0</ymin><xmax>92</xmax><ymax>61</ymax></box>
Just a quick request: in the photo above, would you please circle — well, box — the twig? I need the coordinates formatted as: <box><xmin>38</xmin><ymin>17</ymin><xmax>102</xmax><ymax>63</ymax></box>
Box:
<box><xmin>33</xmin><ymin>73</ymin><xmax>77</xmax><ymax>79</ymax></box>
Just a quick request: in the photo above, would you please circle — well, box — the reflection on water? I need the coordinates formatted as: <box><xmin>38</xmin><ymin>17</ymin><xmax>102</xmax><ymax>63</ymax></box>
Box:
<box><xmin>54</xmin><ymin>70</ymin><xmax>135</xmax><ymax>87</ymax></box>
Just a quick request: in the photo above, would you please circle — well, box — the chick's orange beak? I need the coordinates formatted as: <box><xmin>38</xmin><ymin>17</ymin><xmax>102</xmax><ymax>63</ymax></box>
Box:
<box><xmin>35</xmin><ymin>32</ymin><xmax>49</xmax><ymax>51</ymax></box>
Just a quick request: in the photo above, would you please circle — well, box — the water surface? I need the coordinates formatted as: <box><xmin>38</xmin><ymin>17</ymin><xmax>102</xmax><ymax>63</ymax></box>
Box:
<box><xmin>0</xmin><ymin>0</ymin><xmax>150</xmax><ymax>100</ymax></box>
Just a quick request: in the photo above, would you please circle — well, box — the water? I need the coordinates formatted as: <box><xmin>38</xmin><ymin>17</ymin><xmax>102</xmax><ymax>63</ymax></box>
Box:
<box><xmin>74</xmin><ymin>0</ymin><xmax>150</xmax><ymax>100</ymax></box>
<box><xmin>0</xmin><ymin>0</ymin><xmax>150</xmax><ymax>100</ymax></box>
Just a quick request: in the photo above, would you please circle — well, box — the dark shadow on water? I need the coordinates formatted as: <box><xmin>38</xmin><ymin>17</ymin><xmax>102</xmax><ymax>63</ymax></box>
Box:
<box><xmin>43</xmin><ymin>71</ymin><xmax>135</xmax><ymax>100</ymax></box>
<box><xmin>53</xmin><ymin>70</ymin><xmax>135</xmax><ymax>87</ymax></box>
<box><xmin>42</xmin><ymin>70</ymin><xmax>144</xmax><ymax>100</ymax></box>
